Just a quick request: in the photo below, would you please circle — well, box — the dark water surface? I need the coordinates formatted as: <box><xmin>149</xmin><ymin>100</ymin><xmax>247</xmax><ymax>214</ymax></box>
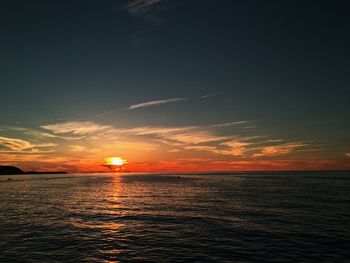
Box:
<box><xmin>0</xmin><ymin>171</ymin><xmax>349</xmax><ymax>262</ymax></box>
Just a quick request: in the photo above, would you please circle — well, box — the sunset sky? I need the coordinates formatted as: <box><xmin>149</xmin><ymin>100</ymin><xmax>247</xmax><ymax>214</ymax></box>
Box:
<box><xmin>1</xmin><ymin>0</ymin><xmax>349</xmax><ymax>172</ymax></box>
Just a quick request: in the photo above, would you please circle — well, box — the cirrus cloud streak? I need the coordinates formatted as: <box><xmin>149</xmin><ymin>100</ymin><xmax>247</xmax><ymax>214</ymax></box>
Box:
<box><xmin>127</xmin><ymin>97</ymin><xmax>187</xmax><ymax>110</ymax></box>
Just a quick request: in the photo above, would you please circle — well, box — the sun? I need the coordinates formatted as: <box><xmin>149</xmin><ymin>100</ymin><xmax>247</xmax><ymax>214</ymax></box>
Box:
<box><xmin>105</xmin><ymin>157</ymin><xmax>127</xmax><ymax>167</ymax></box>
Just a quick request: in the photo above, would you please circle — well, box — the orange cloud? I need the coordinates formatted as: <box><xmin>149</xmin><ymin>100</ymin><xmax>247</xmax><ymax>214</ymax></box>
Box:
<box><xmin>0</xmin><ymin>136</ymin><xmax>56</xmax><ymax>153</ymax></box>
<box><xmin>0</xmin><ymin>136</ymin><xmax>33</xmax><ymax>151</ymax></box>
<box><xmin>41</xmin><ymin>121</ymin><xmax>111</xmax><ymax>136</ymax></box>
<box><xmin>253</xmin><ymin>143</ymin><xmax>307</xmax><ymax>157</ymax></box>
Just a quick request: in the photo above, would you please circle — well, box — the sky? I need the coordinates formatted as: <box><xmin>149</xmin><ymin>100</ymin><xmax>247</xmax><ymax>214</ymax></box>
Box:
<box><xmin>0</xmin><ymin>0</ymin><xmax>349</xmax><ymax>172</ymax></box>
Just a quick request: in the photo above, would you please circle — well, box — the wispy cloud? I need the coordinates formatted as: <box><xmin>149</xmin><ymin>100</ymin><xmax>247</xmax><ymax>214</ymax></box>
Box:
<box><xmin>24</xmin><ymin>129</ymin><xmax>85</xmax><ymax>141</ymax></box>
<box><xmin>120</xmin><ymin>126</ymin><xmax>196</xmax><ymax>135</ymax></box>
<box><xmin>169</xmin><ymin>131</ymin><xmax>229</xmax><ymax>145</ymax></box>
<box><xmin>1</xmin><ymin>119</ymin><xmax>325</xmax><ymax>172</ymax></box>
<box><xmin>41</xmin><ymin>121</ymin><xmax>111</xmax><ymax>136</ymax></box>
<box><xmin>0</xmin><ymin>136</ymin><xmax>32</xmax><ymax>151</ymax></box>
<box><xmin>253</xmin><ymin>143</ymin><xmax>308</xmax><ymax>157</ymax></box>
<box><xmin>38</xmin><ymin>120</ymin><xmax>312</xmax><ymax>159</ymax></box>
<box><xmin>127</xmin><ymin>97</ymin><xmax>187</xmax><ymax>110</ymax></box>
<box><xmin>70</xmin><ymin>145</ymin><xmax>87</xmax><ymax>152</ymax></box>
<box><xmin>200</xmin><ymin>92</ymin><xmax>220</xmax><ymax>99</ymax></box>
<box><xmin>124</xmin><ymin>0</ymin><xmax>171</xmax><ymax>26</ymax></box>
<box><xmin>185</xmin><ymin>145</ymin><xmax>247</xmax><ymax>157</ymax></box>
<box><xmin>210</xmin><ymin>121</ymin><xmax>251</xmax><ymax>128</ymax></box>
<box><xmin>185</xmin><ymin>139</ymin><xmax>253</xmax><ymax>156</ymax></box>
<box><xmin>38</xmin><ymin>121</ymin><xmax>232</xmax><ymax>146</ymax></box>
<box><xmin>126</xmin><ymin>0</ymin><xmax>166</xmax><ymax>14</ymax></box>
<box><xmin>0</xmin><ymin>136</ymin><xmax>56</xmax><ymax>153</ymax></box>
<box><xmin>182</xmin><ymin>137</ymin><xmax>311</xmax><ymax>158</ymax></box>
<box><xmin>114</xmin><ymin>125</ymin><xmax>231</xmax><ymax>145</ymax></box>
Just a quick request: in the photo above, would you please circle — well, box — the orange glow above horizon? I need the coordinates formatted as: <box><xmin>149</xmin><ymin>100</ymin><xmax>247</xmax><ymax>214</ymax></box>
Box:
<box><xmin>1</xmin><ymin>121</ymin><xmax>350</xmax><ymax>174</ymax></box>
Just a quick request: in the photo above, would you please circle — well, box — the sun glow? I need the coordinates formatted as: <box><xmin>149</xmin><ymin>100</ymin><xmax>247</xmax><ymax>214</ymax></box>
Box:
<box><xmin>105</xmin><ymin>157</ymin><xmax>127</xmax><ymax>166</ymax></box>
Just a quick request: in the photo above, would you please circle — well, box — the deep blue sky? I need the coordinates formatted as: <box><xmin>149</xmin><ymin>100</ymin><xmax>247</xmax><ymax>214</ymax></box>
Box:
<box><xmin>0</xmin><ymin>0</ymin><xmax>350</xmax><ymax>170</ymax></box>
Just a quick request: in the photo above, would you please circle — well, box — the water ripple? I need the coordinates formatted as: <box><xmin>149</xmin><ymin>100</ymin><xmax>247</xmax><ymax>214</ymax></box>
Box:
<box><xmin>0</xmin><ymin>172</ymin><xmax>349</xmax><ymax>262</ymax></box>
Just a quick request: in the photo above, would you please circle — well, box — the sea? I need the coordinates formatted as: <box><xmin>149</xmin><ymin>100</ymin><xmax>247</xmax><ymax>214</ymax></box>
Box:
<box><xmin>0</xmin><ymin>171</ymin><xmax>349</xmax><ymax>262</ymax></box>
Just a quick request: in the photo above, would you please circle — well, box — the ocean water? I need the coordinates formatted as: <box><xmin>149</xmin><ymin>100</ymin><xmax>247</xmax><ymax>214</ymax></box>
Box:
<box><xmin>0</xmin><ymin>171</ymin><xmax>349</xmax><ymax>262</ymax></box>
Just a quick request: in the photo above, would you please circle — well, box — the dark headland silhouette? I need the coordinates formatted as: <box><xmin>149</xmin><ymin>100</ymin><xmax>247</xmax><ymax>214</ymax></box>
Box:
<box><xmin>0</xmin><ymin>166</ymin><xmax>67</xmax><ymax>175</ymax></box>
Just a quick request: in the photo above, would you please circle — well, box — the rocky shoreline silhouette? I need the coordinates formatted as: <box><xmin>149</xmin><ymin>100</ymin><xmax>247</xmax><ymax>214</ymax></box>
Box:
<box><xmin>0</xmin><ymin>166</ymin><xmax>67</xmax><ymax>175</ymax></box>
